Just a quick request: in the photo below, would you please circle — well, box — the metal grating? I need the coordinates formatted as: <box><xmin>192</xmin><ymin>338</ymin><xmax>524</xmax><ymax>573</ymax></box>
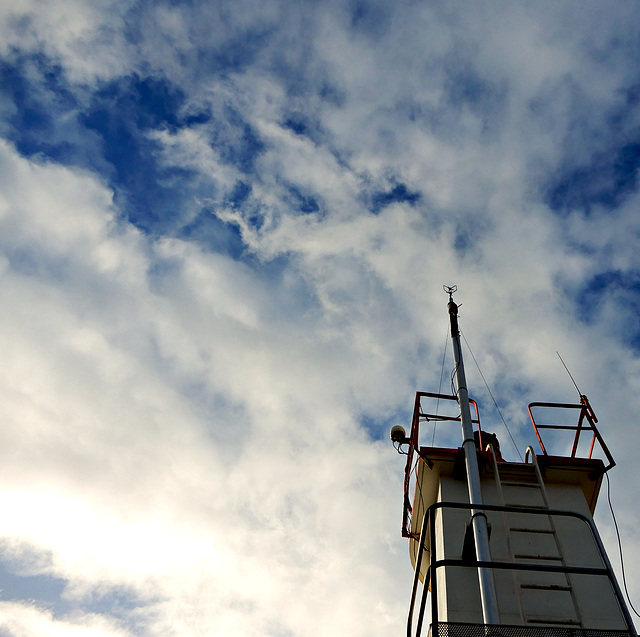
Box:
<box><xmin>428</xmin><ymin>623</ymin><xmax>635</xmax><ymax>637</ymax></box>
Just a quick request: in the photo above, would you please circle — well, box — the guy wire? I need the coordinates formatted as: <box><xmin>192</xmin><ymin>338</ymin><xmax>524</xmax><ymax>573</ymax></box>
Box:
<box><xmin>461</xmin><ymin>330</ymin><xmax>524</xmax><ymax>462</ymax></box>
<box><xmin>432</xmin><ymin>323</ymin><xmax>449</xmax><ymax>446</ymax></box>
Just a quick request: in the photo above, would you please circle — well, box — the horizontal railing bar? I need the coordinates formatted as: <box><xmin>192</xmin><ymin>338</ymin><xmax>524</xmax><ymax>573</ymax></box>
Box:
<box><xmin>534</xmin><ymin>424</ymin><xmax>585</xmax><ymax>430</ymax></box>
<box><xmin>528</xmin><ymin>402</ymin><xmax>584</xmax><ymax>409</ymax></box>
<box><xmin>433</xmin><ymin>558</ymin><xmax>608</xmax><ymax>576</ymax></box>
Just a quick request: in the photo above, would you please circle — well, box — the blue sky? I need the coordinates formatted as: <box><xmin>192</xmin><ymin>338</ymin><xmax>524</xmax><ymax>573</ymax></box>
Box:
<box><xmin>1</xmin><ymin>1</ymin><xmax>640</xmax><ymax>635</ymax></box>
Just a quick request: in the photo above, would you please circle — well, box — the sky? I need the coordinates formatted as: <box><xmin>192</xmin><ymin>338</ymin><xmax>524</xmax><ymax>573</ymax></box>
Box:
<box><xmin>0</xmin><ymin>1</ymin><xmax>640</xmax><ymax>635</ymax></box>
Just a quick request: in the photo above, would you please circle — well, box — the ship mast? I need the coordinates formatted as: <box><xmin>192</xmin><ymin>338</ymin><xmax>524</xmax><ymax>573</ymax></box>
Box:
<box><xmin>445</xmin><ymin>285</ymin><xmax>500</xmax><ymax>624</ymax></box>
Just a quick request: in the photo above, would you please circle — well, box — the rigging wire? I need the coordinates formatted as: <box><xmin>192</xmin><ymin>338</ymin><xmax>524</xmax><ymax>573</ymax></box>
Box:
<box><xmin>407</xmin><ymin>326</ymin><xmax>451</xmax><ymax>532</ymax></box>
<box><xmin>605</xmin><ymin>472</ymin><xmax>640</xmax><ymax>619</ymax></box>
<box><xmin>460</xmin><ymin>330</ymin><xmax>524</xmax><ymax>462</ymax></box>
<box><xmin>403</xmin><ymin>326</ymin><xmax>451</xmax><ymax>531</ymax></box>
<box><xmin>431</xmin><ymin>323</ymin><xmax>450</xmax><ymax>446</ymax></box>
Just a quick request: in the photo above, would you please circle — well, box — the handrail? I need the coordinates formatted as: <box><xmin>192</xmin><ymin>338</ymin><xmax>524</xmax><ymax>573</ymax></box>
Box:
<box><xmin>406</xmin><ymin>501</ymin><xmax>637</xmax><ymax>637</ymax></box>
<box><xmin>524</xmin><ymin>446</ymin><xmax>546</xmax><ymax>496</ymax></box>
<box><xmin>528</xmin><ymin>395</ymin><xmax>615</xmax><ymax>472</ymax></box>
<box><xmin>486</xmin><ymin>443</ymin><xmax>505</xmax><ymax>505</ymax></box>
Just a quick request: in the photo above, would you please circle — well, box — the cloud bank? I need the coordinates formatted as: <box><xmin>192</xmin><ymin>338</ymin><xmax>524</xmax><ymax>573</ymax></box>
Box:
<box><xmin>1</xmin><ymin>1</ymin><xmax>640</xmax><ymax>635</ymax></box>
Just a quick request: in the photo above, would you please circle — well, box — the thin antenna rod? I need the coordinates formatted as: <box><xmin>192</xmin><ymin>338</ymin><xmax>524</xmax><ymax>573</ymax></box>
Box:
<box><xmin>556</xmin><ymin>351</ymin><xmax>581</xmax><ymax>397</ymax></box>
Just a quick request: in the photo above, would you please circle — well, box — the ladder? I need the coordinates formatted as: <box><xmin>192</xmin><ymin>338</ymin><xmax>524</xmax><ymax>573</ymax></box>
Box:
<box><xmin>489</xmin><ymin>445</ymin><xmax>584</xmax><ymax>628</ymax></box>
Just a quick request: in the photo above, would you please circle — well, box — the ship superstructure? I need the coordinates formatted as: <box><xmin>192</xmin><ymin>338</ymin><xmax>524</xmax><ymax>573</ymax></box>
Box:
<box><xmin>393</xmin><ymin>287</ymin><xmax>637</xmax><ymax>637</ymax></box>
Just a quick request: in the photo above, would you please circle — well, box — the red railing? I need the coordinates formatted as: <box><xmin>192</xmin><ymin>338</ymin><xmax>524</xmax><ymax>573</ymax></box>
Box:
<box><xmin>401</xmin><ymin>392</ymin><xmax>616</xmax><ymax>538</ymax></box>
<box><xmin>402</xmin><ymin>391</ymin><xmax>482</xmax><ymax>538</ymax></box>
<box><xmin>527</xmin><ymin>394</ymin><xmax>615</xmax><ymax>472</ymax></box>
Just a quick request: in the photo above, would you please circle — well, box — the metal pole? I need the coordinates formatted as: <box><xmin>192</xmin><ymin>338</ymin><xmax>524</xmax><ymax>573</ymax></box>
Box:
<box><xmin>446</xmin><ymin>288</ymin><xmax>500</xmax><ymax>625</ymax></box>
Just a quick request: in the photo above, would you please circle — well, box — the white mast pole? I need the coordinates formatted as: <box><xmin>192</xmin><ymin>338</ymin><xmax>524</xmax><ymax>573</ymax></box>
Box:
<box><xmin>445</xmin><ymin>286</ymin><xmax>500</xmax><ymax>625</ymax></box>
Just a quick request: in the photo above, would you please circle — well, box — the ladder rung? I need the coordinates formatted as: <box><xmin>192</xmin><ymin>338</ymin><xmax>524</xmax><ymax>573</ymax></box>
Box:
<box><xmin>505</xmin><ymin>503</ymin><xmax>548</xmax><ymax>509</ymax></box>
<box><xmin>520</xmin><ymin>584</ymin><xmax>572</xmax><ymax>591</ymax></box>
<box><xmin>514</xmin><ymin>554</ymin><xmax>563</xmax><ymax>561</ymax></box>
<box><xmin>502</xmin><ymin>481</ymin><xmax>542</xmax><ymax>488</ymax></box>
<box><xmin>525</xmin><ymin>618</ymin><xmax>581</xmax><ymax>626</ymax></box>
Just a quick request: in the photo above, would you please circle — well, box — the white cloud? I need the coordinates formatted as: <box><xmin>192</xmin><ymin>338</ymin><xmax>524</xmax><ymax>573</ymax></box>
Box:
<box><xmin>0</xmin><ymin>0</ymin><xmax>133</xmax><ymax>84</ymax></box>
<box><xmin>0</xmin><ymin>600</ymin><xmax>129</xmax><ymax>637</ymax></box>
<box><xmin>0</xmin><ymin>138</ymin><xmax>415</xmax><ymax>635</ymax></box>
<box><xmin>2</xmin><ymin>0</ymin><xmax>640</xmax><ymax>633</ymax></box>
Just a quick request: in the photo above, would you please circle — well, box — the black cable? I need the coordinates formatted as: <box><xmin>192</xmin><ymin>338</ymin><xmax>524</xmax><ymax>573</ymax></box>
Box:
<box><xmin>408</xmin><ymin>454</ymin><xmax>424</xmax><ymax>531</ymax></box>
<box><xmin>460</xmin><ymin>330</ymin><xmax>524</xmax><ymax>462</ymax></box>
<box><xmin>393</xmin><ymin>441</ymin><xmax>409</xmax><ymax>455</ymax></box>
<box><xmin>605</xmin><ymin>472</ymin><xmax>640</xmax><ymax>619</ymax></box>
